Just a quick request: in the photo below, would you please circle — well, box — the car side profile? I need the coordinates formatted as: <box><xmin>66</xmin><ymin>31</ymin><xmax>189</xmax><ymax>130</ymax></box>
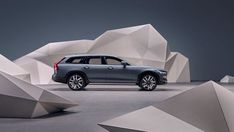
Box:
<box><xmin>52</xmin><ymin>54</ymin><xmax>167</xmax><ymax>91</ymax></box>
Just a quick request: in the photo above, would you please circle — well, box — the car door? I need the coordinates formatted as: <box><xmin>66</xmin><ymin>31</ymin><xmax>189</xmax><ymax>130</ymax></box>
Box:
<box><xmin>104</xmin><ymin>56</ymin><xmax>139</xmax><ymax>83</ymax></box>
<box><xmin>82</xmin><ymin>56</ymin><xmax>108</xmax><ymax>83</ymax></box>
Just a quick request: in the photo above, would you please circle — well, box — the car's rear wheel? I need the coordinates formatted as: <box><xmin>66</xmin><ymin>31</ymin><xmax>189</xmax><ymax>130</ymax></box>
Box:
<box><xmin>139</xmin><ymin>74</ymin><xmax>157</xmax><ymax>91</ymax></box>
<box><xmin>67</xmin><ymin>74</ymin><xmax>86</xmax><ymax>90</ymax></box>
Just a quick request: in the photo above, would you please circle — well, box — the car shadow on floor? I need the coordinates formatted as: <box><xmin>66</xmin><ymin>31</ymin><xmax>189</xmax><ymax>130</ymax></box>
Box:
<box><xmin>35</xmin><ymin>111</ymin><xmax>78</xmax><ymax>119</ymax></box>
<box><xmin>50</xmin><ymin>87</ymin><xmax>181</xmax><ymax>92</ymax></box>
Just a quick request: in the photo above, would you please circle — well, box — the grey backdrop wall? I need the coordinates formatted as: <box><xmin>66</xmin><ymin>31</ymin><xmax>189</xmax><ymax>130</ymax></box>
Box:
<box><xmin>0</xmin><ymin>0</ymin><xmax>233</xmax><ymax>81</ymax></box>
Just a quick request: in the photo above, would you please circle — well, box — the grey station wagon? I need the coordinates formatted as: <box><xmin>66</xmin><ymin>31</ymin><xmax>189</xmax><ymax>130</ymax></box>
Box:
<box><xmin>52</xmin><ymin>54</ymin><xmax>167</xmax><ymax>91</ymax></box>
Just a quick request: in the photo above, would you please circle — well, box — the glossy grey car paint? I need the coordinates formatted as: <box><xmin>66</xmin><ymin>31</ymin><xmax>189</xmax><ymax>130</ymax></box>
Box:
<box><xmin>52</xmin><ymin>54</ymin><xmax>167</xmax><ymax>87</ymax></box>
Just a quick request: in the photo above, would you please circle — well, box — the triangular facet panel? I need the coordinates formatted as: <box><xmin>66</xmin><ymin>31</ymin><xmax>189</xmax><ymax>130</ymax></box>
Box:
<box><xmin>99</xmin><ymin>81</ymin><xmax>234</xmax><ymax>132</ymax></box>
<box><xmin>0</xmin><ymin>54</ymin><xmax>30</xmax><ymax>82</ymax></box>
<box><xmin>0</xmin><ymin>72</ymin><xmax>78</xmax><ymax>118</ymax></box>
<box><xmin>99</xmin><ymin>106</ymin><xmax>203</xmax><ymax>132</ymax></box>
<box><xmin>154</xmin><ymin>81</ymin><xmax>229</xmax><ymax>132</ymax></box>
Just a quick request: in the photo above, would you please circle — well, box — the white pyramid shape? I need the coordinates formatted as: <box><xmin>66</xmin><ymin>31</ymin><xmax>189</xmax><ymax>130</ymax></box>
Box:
<box><xmin>99</xmin><ymin>106</ymin><xmax>203</xmax><ymax>132</ymax></box>
<box><xmin>220</xmin><ymin>75</ymin><xmax>234</xmax><ymax>83</ymax></box>
<box><xmin>14</xmin><ymin>24</ymin><xmax>190</xmax><ymax>83</ymax></box>
<box><xmin>0</xmin><ymin>54</ymin><xmax>30</xmax><ymax>82</ymax></box>
<box><xmin>0</xmin><ymin>71</ymin><xmax>77</xmax><ymax>118</ymax></box>
<box><xmin>99</xmin><ymin>81</ymin><xmax>234</xmax><ymax>132</ymax></box>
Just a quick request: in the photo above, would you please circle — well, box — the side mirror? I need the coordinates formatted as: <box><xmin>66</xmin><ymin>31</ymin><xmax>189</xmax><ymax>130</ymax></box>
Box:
<box><xmin>121</xmin><ymin>61</ymin><xmax>127</xmax><ymax>68</ymax></box>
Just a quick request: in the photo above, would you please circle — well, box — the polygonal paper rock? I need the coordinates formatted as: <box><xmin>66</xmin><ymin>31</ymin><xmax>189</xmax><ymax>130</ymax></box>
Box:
<box><xmin>14</xmin><ymin>24</ymin><xmax>190</xmax><ymax>83</ymax></box>
<box><xmin>23</xmin><ymin>40</ymin><xmax>94</xmax><ymax>67</ymax></box>
<box><xmin>14</xmin><ymin>57</ymin><xmax>56</xmax><ymax>84</ymax></box>
<box><xmin>99</xmin><ymin>81</ymin><xmax>234</xmax><ymax>132</ymax></box>
<box><xmin>99</xmin><ymin>106</ymin><xmax>203</xmax><ymax>132</ymax></box>
<box><xmin>0</xmin><ymin>54</ymin><xmax>30</xmax><ymax>82</ymax></box>
<box><xmin>220</xmin><ymin>75</ymin><xmax>234</xmax><ymax>83</ymax></box>
<box><xmin>0</xmin><ymin>71</ymin><xmax>77</xmax><ymax>118</ymax></box>
<box><xmin>165</xmin><ymin>52</ymin><xmax>190</xmax><ymax>82</ymax></box>
<box><xmin>88</xmin><ymin>24</ymin><xmax>169</xmax><ymax>68</ymax></box>
<box><xmin>154</xmin><ymin>81</ymin><xmax>230</xmax><ymax>132</ymax></box>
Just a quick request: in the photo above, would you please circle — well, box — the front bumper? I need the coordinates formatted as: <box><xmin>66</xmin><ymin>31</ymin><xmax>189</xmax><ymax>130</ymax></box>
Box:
<box><xmin>158</xmin><ymin>75</ymin><xmax>167</xmax><ymax>84</ymax></box>
<box><xmin>158</xmin><ymin>71</ymin><xmax>167</xmax><ymax>84</ymax></box>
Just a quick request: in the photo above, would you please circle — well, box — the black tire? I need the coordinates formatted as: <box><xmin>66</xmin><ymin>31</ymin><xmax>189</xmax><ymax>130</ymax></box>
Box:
<box><xmin>67</xmin><ymin>74</ymin><xmax>86</xmax><ymax>91</ymax></box>
<box><xmin>139</xmin><ymin>74</ymin><xmax>157</xmax><ymax>91</ymax></box>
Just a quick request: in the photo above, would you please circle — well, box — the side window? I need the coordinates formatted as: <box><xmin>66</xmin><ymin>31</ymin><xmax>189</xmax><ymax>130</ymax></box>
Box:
<box><xmin>106</xmin><ymin>57</ymin><xmax>122</xmax><ymax>65</ymax></box>
<box><xmin>71</xmin><ymin>58</ymin><xmax>82</xmax><ymax>64</ymax></box>
<box><xmin>88</xmin><ymin>57</ymin><xmax>102</xmax><ymax>65</ymax></box>
<box><xmin>66</xmin><ymin>57</ymin><xmax>84</xmax><ymax>64</ymax></box>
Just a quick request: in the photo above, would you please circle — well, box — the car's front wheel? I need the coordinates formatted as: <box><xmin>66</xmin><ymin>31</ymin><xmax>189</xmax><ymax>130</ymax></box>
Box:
<box><xmin>139</xmin><ymin>74</ymin><xmax>157</xmax><ymax>91</ymax></box>
<box><xmin>67</xmin><ymin>74</ymin><xmax>86</xmax><ymax>90</ymax></box>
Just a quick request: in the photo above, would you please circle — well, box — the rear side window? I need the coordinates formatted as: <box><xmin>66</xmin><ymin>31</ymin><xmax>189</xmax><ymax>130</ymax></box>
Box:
<box><xmin>71</xmin><ymin>58</ymin><xmax>82</xmax><ymax>64</ymax></box>
<box><xmin>66</xmin><ymin>57</ymin><xmax>85</xmax><ymax>64</ymax></box>
<box><xmin>87</xmin><ymin>56</ymin><xmax>102</xmax><ymax>65</ymax></box>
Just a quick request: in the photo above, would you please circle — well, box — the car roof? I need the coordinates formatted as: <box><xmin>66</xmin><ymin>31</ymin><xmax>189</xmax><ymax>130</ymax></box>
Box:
<box><xmin>65</xmin><ymin>54</ymin><xmax>118</xmax><ymax>58</ymax></box>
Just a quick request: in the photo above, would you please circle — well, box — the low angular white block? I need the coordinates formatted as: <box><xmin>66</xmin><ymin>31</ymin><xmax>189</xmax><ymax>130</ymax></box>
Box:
<box><xmin>165</xmin><ymin>52</ymin><xmax>190</xmax><ymax>82</ymax></box>
<box><xmin>220</xmin><ymin>75</ymin><xmax>234</xmax><ymax>83</ymax></box>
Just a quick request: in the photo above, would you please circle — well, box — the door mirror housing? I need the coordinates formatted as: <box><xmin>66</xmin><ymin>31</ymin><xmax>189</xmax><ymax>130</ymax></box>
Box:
<box><xmin>121</xmin><ymin>61</ymin><xmax>128</xmax><ymax>68</ymax></box>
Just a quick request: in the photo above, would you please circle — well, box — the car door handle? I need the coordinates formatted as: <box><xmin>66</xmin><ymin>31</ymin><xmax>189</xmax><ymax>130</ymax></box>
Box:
<box><xmin>107</xmin><ymin>66</ymin><xmax>113</xmax><ymax>70</ymax></box>
<box><xmin>84</xmin><ymin>66</ymin><xmax>89</xmax><ymax>69</ymax></box>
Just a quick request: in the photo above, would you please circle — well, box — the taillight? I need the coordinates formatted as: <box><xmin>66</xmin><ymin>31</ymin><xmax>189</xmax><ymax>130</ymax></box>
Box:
<box><xmin>54</xmin><ymin>57</ymin><xmax>65</xmax><ymax>72</ymax></box>
<box><xmin>54</xmin><ymin>62</ymin><xmax>59</xmax><ymax>71</ymax></box>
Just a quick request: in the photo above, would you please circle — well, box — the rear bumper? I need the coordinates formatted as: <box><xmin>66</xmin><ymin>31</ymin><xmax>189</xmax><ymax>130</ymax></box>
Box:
<box><xmin>52</xmin><ymin>74</ymin><xmax>66</xmax><ymax>83</ymax></box>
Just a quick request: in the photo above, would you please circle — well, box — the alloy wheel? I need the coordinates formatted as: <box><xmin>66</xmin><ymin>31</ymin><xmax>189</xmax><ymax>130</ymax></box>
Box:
<box><xmin>68</xmin><ymin>74</ymin><xmax>84</xmax><ymax>90</ymax></box>
<box><xmin>140</xmin><ymin>75</ymin><xmax>157</xmax><ymax>91</ymax></box>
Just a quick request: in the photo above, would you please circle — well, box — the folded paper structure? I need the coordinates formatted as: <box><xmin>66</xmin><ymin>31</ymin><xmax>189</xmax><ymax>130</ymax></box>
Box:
<box><xmin>99</xmin><ymin>81</ymin><xmax>234</xmax><ymax>132</ymax></box>
<box><xmin>15</xmin><ymin>24</ymin><xmax>190</xmax><ymax>83</ymax></box>
<box><xmin>0</xmin><ymin>71</ymin><xmax>77</xmax><ymax>118</ymax></box>
<box><xmin>99</xmin><ymin>106</ymin><xmax>203</xmax><ymax>132</ymax></box>
<box><xmin>0</xmin><ymin>54</ymin><xmax>30</xmax><ymax>82</ymax></box>
<box><xmin>220</xmin><ymin>75</ymin><xmax>234</xmax><ymax>83</ymax></box>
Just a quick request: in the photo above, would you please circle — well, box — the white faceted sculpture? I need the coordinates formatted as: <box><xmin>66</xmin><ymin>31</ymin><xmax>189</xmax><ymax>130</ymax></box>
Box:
<box><xmin>14</xmin><ymin>57</ymin><xmax>57</xmax><ymax>84</ymax></box>
<box><xmin>15</xmin><ymin>24</ymin><xmax>190</xmax><ymax>83</ymax></box>
<box><xmin>0</xmin><ymin>71</ymin><xmax>77</xmax><ymax>118</ymax></box>
<box><xmin>88</xmin><ymin>24</ymin><xmax>169</xmax><ymax>68</ymax></box>
<box><xmin>99</xmin><ymin>106</ymin><xmax>203</xmax><ymax>132</ymax></box>
<box><xmin>99</xmin><ymin>81</ymin><xmax>234</xmax><ymax>132</ymax></box>
<box><xmin>220</xmin><ymin>75</ymin><xmax>234</xmax><ymax>83</ymax></box>
<box><xmin>14</xmin><ymin>40</ymin><xmax>94</xmax><ymax>84</ymax></box>
<box><xmin>165</xmin><ymin>52</ymin><xmax>190</xmax><ymax>82</ymax></box>
<box><xmin>0</xmin><ymin>54</ymin><xmax>30</xmax><ymax>82</ymax></box>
